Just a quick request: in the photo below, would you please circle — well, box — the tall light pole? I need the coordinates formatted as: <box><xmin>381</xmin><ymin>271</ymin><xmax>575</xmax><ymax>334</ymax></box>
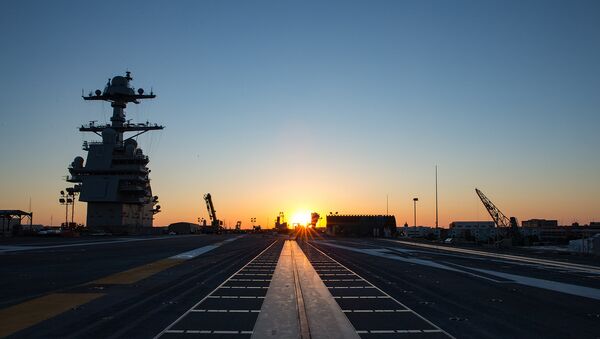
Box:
<box><xmin>59</xmin><ymin>190</ymin><xmax>72</xmax><ymax>229</ymax></box>
<box><xmin>435</xmin><ymin>165</ymin><xmax>438</xmax><ymax>229</ymax></box>
<box><xmin>413</xmin><ymin>198</ymin><xmax>419</xmax><ymax>227</ymax></box>
<box><xmin>66</xmin><ymin>186</ymin><xmax>79</xmax><ymax>226</ymax></box>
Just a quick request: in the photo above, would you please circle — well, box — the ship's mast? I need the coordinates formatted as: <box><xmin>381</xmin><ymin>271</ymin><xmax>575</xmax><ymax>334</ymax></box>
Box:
<box><xmin>81</xmin><ymin>71</ymin><xmax>163</xmax><ymax>141</ymax></box>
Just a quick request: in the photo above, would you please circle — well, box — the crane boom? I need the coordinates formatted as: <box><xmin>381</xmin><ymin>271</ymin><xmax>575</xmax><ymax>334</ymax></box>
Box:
<box><xmin>475</xmin><ymin>188</ymin><xmax>521</xmax><ymax>245</ymax></box>
<box><xmin>475</xmin><ymin>188</ymin><xmax>511</xmax><ymax>228</ymax></box>
<box><xmin>204</xmin><ymin>193</ymin><xmax>219</xmax><ymax>229</ymax></box>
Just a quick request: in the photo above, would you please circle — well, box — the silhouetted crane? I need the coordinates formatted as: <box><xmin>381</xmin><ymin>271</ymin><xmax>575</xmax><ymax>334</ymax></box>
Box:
<box><xmin>204</xmin><ymin>193</ymin><xmax>221</xmax><ymax>233</ymax></box>
<box><xmin>475</xmin><ymin>188</ymin><xmax>520</xmax><ymax>244</ymax></box>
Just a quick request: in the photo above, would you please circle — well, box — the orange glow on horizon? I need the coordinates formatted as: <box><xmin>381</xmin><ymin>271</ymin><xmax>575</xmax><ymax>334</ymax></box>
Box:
<box><xmin>290</xmin><ymin>210</ymin><xmax>311</xmax><ymax>227</ymax></box>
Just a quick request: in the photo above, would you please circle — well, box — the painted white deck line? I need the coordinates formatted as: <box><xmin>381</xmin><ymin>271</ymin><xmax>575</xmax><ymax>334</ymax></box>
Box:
<box><xmin>317</xmin><ymin>242</ymin><xmax>511</xmax><ymax>283</ymax></box>
<box><xmin>463</xmin><ymin>266</ymin><xmax>600</xmax><ymax>301</ymax></box>
<box><xmin>0</xmin><ymin>235</ymin><xmax>204</xmax><ymax>253</ymax></box>
<box><xmin>169</xmin><ymin>236</ymin><xmax>244</xmax><ymax>260</ymax></box>
<box><xmin>382</xmin><ymin>239</ymin><xmax>600</xmax><ymax>275</ymax></box>
<box><xmin>320</xmin><ymin>241</ymin><xmax>600</xmax><ymax>300</ymax></box>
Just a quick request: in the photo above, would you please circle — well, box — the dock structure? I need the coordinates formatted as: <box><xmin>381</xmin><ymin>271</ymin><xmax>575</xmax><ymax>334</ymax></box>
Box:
<box><xmin>326</xmin><ymin>214</ymin><xmax>397</xmax><ymax>237</ymax></box>
<box><xmin>67</xmin><ymin>72</ymin><xmax>163</xmax><ymax>234</ymax></box>
<box><xmin>0</xmin><ymin>210</ymin><xmax>32</xmax><ymax>236</ymax></box>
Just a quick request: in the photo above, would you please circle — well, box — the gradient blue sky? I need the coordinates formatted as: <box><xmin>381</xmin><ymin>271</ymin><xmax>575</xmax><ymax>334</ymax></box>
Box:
<box><xmin>0</xmin><ymin>0</ymin><xmax>598</xmax><ymax>227</ymax></box>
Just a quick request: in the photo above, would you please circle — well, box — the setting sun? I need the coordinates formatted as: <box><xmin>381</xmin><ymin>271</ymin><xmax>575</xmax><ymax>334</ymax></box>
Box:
<box><xmin>290</xmin><ymin>210</ymin><xmax>312</xmax><ymax>227</ymax></box>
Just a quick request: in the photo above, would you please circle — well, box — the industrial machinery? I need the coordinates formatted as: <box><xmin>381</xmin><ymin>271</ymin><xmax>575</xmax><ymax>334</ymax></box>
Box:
<box><xmin>203</xmin><ymin>193</ymin><xmax>221</xmax><ymax>233</ymax></box>
<box><xmin>275</xmin><ymin>212</ymin><xmax>288</xmax><ymax>232</ymax></box>
<box><xmin>68</xmin><ymin>72</ymin><xmax>163</xmax><ymax>234</ymax></box>
<box><xmin>310</xmin><ymin>212</ymin><xmax>320</xmax><ymax>228</ymax></box>
<box><xmin>475</xmin><ymin>188</ymin><xmax>521</xmax><ymax>245</ymax></box>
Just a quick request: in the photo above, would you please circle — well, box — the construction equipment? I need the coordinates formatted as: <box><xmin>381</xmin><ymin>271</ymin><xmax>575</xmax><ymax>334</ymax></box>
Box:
<box><xmin>475</xmin><ymin>188</ymin><xmax>520</xmax><ymax>245</ymax></box>
<box><xmin>310</xmin><ymin>212</ymin><xmax>320</xmax><ymax>228</ymax></box>
<box><xmin>275</xmin><ymin>212</ymin><xmax>288</xmax><ymax>233</ymax></box>
<box><xmin>203</xmin><ymin>193</ymin><xmax>221</xmax><ymax>233</ymax></box>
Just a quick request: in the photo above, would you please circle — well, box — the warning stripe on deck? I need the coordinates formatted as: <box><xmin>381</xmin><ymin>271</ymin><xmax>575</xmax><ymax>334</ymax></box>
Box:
<box><xmin>0</xmin><ymin>293</ymin><xmax>104</xmax><ymax>337</ymax></box>
<box><xmin>0</xmin><ymin>236</ymin><xmax>245</xmax><ymax>337</ymax></box>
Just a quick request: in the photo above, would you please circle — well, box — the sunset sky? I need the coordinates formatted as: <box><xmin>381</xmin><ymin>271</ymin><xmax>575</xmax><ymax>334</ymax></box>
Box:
<box><xmin>0</xmin><ymin>0</ymin><xmax>598</xmax><ymax>228</ymax></box>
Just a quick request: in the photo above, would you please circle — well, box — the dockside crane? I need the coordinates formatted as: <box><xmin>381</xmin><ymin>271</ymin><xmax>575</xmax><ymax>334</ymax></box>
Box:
<box><xmin>475</xmin><ymin>188</ymin><xmax>520</xmax><ymax>244</ymax></box>
<box><xmin>204</xmin><ymin>193</ymin><xmax>221</xmax><ymax>233</ymax></box>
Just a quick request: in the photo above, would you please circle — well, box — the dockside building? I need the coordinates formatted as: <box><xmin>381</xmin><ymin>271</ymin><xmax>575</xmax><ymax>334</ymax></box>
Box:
<box><xmin>326</xmin><ymin>215</ymin><xmax>396</xmax><ymax>237</ymax></box>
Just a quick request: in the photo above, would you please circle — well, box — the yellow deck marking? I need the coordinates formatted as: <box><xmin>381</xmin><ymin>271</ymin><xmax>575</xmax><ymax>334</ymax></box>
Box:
<box><xmin>0</xmin><ymin>239</ymin><xmax>243</xmax><ymax>335</ymax></box>
<box><xmin>91</xmin><ymin>258</ymin><xmax>182</xmax><ymax>285</ymax></box>
<box><xmin>0</xmin><ymin>293</ymin><xmax>104</xmax><ymax>337</ymax></box>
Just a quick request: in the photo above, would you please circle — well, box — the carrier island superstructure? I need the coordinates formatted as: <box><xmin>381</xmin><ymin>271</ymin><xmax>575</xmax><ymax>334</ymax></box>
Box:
<box><xmin>67</xmin><ymin>72</ymin><xmax>163</xmax><ymax>234</ymax></box>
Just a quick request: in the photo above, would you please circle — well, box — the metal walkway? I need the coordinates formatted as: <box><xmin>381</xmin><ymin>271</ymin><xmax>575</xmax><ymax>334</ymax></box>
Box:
<box><xmin>157</xmin><ymin>239</ymin><xmax>452</xmax><ymax>338</ymax></box>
